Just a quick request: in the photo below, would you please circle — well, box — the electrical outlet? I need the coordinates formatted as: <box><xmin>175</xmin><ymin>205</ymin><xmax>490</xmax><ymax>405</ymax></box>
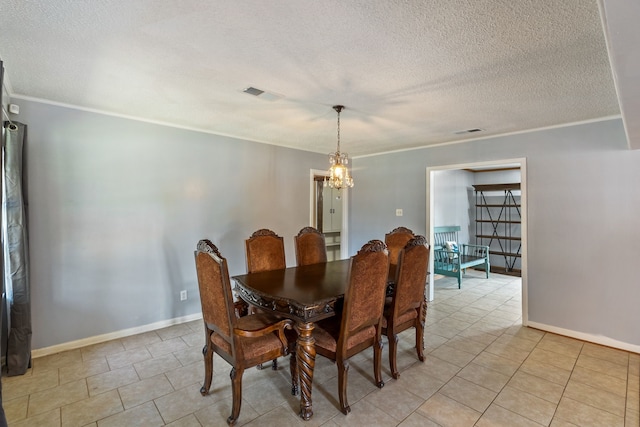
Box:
<box><xmin>396</xmin><ymin>209</ymin><xmax>403</xmax><ymax>216</ymax></box>
<box><xmin>180</xmin><ymin>290</ymin><xmax>187</xmax><ymax>301</ymax></box>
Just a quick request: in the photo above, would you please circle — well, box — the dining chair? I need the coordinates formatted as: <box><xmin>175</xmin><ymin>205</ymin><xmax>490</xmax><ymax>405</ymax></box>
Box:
<box><xmin>384</xmin><ymin>226</ymin><xmax>415</xmax><ymax>266</ymax></box>
<box><xmin>244</xmin><ymin>228</ymin><xmax>288</xmax><ymax>370</ymax></box>
<box><xmin>313</xmin><ymin>240</ymin><xmax>389</xmax><ymax>414</ymax></box>
<box><xmin>382</xmin><ymin>235</ymin><xmax>430</xmax><ymax>379</ymax></box>
<box><xmin>194</xmin><ymin>239</ymin><xmax>296</xmax><ymax>426</ymax></box>
<box><xmin>294</xmin><ymin>226</ymin><xmax>328</xmax><ymax>266</ymax></box>
<box><xmin>245</xmin><ymin>228</ymin><xmax>286</xmax><ymax>273</ymax></box>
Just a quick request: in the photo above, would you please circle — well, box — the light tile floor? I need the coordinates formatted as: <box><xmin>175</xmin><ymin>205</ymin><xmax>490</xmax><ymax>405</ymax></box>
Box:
<box><xmin>2</xmin><ymin>271</ymin><xmax>639</xmax><ymax>426</ymax></box>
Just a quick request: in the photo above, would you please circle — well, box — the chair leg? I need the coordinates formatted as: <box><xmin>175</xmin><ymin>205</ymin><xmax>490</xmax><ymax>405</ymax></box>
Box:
<box><xmin>337</xmin><ymin>359</ymin><xmax>351</xmax><ymax>414</ymax></box>
<box><xmin>415</xmin><ymin>324</ymin><xmax>425</xmax><ymax>363</ymax></box>
<box><xmin>374</xmin><ymin>338</ymin><xmax>385</xmax><ymax>388</ymax></box>
<box><xmin>417</xmin><ymin>304</ymin><xmax>426</xmax><ymax>363</ymax></box>
<box><xmin>289</xmin><ymin>352</ymin><xmax>299</xmax><ymax>395</ymax></box>
<box><xmin>256</xmin><ymin>358</ymin><xmax>278</xmax><ymax>370</ymax></box>
<box><xmin>389</xmin><ymin>333</ymin><xmax>400</xmax><ymax>379</ymax></box>
<box><xmin>200</xmin><ymin>344</ymin><xmax>214</xmax><ymax>395</ymax></box>
<box><xmin>228</xmin><ymin>367</ymin><xmax>244</xmax><ymax>426</ymax></box>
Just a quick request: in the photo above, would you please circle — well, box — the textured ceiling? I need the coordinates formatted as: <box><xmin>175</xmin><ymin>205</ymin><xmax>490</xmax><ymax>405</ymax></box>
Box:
<box><xmin>0</xmin><ymin>0</ymin><xmax>624</xmax><ymax>156</ymax></box>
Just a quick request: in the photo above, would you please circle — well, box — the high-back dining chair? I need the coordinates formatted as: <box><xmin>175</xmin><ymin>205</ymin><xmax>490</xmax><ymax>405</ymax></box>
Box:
<box><xmin>382</xmin><ymin>235</ymin><xmax>430</xmax><ymax>379</ymax></box>
<box><xmin>385</xmin><ymin>226</ymin><xmax>415</xmax><ymax>266</ymax></box>
<box><xmin>294</xmin><ymin>226</ymin><xmax>328</xmax><ymax>266</ymax></box>
<box><xmin>245</xmin><ymin>229</ymin><xmax>286</xmax><ymax>273</ymax></box>
<box><xmin>313</xmin><ymin>240</ymin><xmax>389</xmax><ymax>414</ymax></box>
<box><xmin>194</xmin><ymin>239</ymin><xmax>295</xmax><ymax>426</ymax></box>
<box><xmin>244</xmin><ymin>228</ymin><xmax>289</xmax><ymax>370</ymax></box>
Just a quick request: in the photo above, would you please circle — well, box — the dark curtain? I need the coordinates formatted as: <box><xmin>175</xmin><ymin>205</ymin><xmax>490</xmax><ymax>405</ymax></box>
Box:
<box><xmin>2</xmin><ymin>120</ymin><xmax>30</xmax><ymax>377</ymax></box>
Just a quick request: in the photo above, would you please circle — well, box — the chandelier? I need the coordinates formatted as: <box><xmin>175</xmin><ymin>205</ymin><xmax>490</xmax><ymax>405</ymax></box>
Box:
<box><xmin>325</xmin><ymin>105</ymin><xmax>354</xmax><ymax>189</ymax></box>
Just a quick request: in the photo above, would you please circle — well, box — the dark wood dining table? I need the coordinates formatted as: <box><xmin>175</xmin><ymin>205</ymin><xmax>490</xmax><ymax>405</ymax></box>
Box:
<box><xmin>233</xmin><ymin>259</ymin><xmax>402</xmax><ymax>420</ymax></box>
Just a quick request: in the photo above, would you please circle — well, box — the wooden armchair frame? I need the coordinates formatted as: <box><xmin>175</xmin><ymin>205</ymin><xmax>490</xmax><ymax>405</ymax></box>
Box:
<box><xmin>195</xmin><ymin>239</ymin><xmax>295</xmax><ymax>426</ymax></box>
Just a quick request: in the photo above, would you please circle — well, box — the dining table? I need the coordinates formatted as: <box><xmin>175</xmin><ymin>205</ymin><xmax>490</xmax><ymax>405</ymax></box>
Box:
<box><xmin>232</xmin><ymin>259</ymin><xmax>410</xmax><ymax>421</ymax></box>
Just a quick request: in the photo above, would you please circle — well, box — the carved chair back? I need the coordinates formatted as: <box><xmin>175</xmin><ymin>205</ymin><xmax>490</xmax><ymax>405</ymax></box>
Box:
<box><xmin>384</xmin><ymin>226</ymin><xmax>415</xmax><ymax>266</ymax></box>
<box><xmin>245</xmin><ymin>229</ymin><xmax>286</xmax><ymax>273</ymax></box>
<box><xmin>294</xmin><ymin>226</ymin><xmax>328</xmax><ymax>266</ymax></box>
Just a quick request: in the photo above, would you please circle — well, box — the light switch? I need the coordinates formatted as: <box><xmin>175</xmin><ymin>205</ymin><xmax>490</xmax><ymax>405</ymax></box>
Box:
<box><xmin>396</xmin><ymin>209</ymin><xmax>403</xmax><ymax>216</ymax></box>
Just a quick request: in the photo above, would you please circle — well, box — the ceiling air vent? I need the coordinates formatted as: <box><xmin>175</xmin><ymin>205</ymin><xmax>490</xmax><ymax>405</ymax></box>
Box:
<box><xmin>454</xmin><ymin>128</ymin><xmax>484</xmax><ymax>135</ymax></box>
<box><xmin>242</xmin><ymin>86</ymin><xmax>283</xmax><ymax>101</ymax></box>
<box><xmin>243</xmin><ymin>87</ymin><xmax>265</xmax><ymax>96</ymax></box>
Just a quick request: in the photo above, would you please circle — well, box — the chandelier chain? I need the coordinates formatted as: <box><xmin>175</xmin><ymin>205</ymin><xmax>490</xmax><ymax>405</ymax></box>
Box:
<box><xmin>336</xmin><ymin>108</ymin><xmax>341</xmax><ymax>153</ymax></box>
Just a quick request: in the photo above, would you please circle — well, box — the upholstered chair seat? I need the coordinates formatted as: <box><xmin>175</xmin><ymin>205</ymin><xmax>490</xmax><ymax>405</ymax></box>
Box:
<box><xmin>381</xmin><ymin>305</ymin><xmax>418</xmax><ymax>328</ymax></box>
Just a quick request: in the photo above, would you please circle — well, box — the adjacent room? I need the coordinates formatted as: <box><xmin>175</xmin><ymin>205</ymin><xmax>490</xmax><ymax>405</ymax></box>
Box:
<box><xmin>0</xmin><ymin>1</ymin><xmax>639</xmax><ymax>426</ymax></box>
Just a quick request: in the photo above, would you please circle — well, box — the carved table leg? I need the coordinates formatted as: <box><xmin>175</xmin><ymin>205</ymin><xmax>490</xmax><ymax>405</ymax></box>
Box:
<box><xmin>418</xmin><ymin>294</ymin><xmax>427</xmax><ymax>359</ymax></box>
<box><xmin>296</xmin><ymin>321</ymin><xmax>316</xmax><ymax>420</ymax></box>
<box><xmin>422</xmin><ymin>293</ymin><xmax>428</xmax><ymax>322</ymax></box>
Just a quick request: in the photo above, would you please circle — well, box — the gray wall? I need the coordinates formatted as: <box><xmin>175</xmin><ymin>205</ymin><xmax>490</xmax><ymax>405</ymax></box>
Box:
<box><xmin>12</xmin><ymin>96</ymin><xmax>640</xmax><ymax>351</ymax></box>
<box><xmin>16</xmin><ymin>99</ymin><xmax>327</xmax><ymax>349</ymax></box>
<box><xmin>350</xmin><ymin>118</ymin><xmax>640</xmax><ymax>348</ymax></box>
<box><xmin>433</xmin><ymin>169</ymin><xmax>474</xmax><ymax>244</ymax></box>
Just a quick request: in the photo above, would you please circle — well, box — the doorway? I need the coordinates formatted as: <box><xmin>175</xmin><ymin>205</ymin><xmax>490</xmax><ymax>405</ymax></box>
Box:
<box><xmin>426</xmin><ymin>158</ymin><xmax>528</xmax><ymax>326</ymax></box>
<box><xmin>309</xmin><ymin>169</ymin><xmax>349</xmax><ymax>260</ymax></box>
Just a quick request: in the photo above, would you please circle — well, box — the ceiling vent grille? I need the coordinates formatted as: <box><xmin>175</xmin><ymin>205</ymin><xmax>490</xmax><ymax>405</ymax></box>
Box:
<box><xmin>243</xmin><ymin>87</ymin><xmax>265</xmax><ymax>96</ymax></box>
<box><xmin>242</xmin><ymin>86</ymin><xmax>283</xmax><ymax>101</ymax></box>
<box><xmin>454</xmin><ymin>128</ymin><xmax>483</xmax><ymax>135</ymax></box>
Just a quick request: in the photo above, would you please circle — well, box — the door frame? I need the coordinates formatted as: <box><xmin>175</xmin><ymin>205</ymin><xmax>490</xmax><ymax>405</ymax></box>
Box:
<box><xmin>309</xmin><ymin>169</ymin><xmax>349</xmax><ymax>259</ymax></box>
<box><xmin>426</xmin><ymin>157</ymin><xmax>528</xmax><ymax>326</ymax></box>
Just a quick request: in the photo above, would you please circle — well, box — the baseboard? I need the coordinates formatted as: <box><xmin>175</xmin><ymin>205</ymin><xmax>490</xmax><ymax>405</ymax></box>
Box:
<box><xmin>526</xmin><ymin>321</ymin><xmax>640</xmax><ymax>355</ymax></box>
<box><xmin>31</xmin><ymin>313</ymin><xmax>203</xmax><ymax>359</ymax></box>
